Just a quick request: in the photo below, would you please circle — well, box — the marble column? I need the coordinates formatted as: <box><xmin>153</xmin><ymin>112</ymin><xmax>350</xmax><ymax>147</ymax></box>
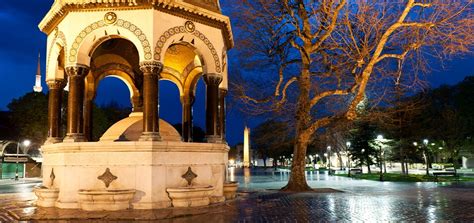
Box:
<box><xmin>83</xmin><ymin>98</ymin><xmax>93</xmax><ymax>141</ymax></box>
<box><xmin>45</xmin><ymin>79</ymin><xmax>66</xmax><ymax>144</ymax></box>
<box><xmin>203</xmin><ymin>73</ymin><xmax>223</xmax><ymax>143</ymax></box>
<box><xmin>219</xmin><ymin>89</ymin><xmax>227</xmax><ymax>143</ymax></box>
<box><xmin>64</xmin><ymin>65</ymin><xmax>89</xmax><ymax>142</ymax></box>
<box><xmin>139</xmin><ymin>61</ymin><xmax>163</xmax><ymax>141</ymax></box>
<box><xmin>181</xmin><ymin>94</ymin><xmax>195</xmax><ymax>142</ymax></box>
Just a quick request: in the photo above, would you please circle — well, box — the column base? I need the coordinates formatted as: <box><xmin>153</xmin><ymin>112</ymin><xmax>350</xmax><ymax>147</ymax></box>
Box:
<box><xmin>63</xmin><ymin>133</ymin><xmax>86</xmax><ymax>142</ymax></box>
<box><xmin>45</xmin><ymin>137</ymin><xmax>62</xmax><ymax>144</ymax></box>
<box><xmin>139</xmin><ymin>132</ymin><xmax>162</xmax><ymax>141</ymax></box>
<box><xmin>205</xmin><ymin>135</ymin><xmax>223</xmax><ymax>143</ymax></box>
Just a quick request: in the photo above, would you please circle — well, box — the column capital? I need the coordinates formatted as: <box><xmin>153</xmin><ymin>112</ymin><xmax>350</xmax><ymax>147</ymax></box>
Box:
<box><xmin>46</xmin><ymin>79</ymin><xmax>67</xmax><ymax>90</ymax></box>
<box><xmin>139</xmin><ymin>61</ymin><xmax>163</xmax><ymax>76</ymax></box>
<box><xmin>203</xmin><ymin>73</ymin><xmax>223</xmax><ymax>86</ymax></box>
<box><xmin>65</xmin><ymin>64</ymin><xmax>89</xmax><ymax>78</ymax></box>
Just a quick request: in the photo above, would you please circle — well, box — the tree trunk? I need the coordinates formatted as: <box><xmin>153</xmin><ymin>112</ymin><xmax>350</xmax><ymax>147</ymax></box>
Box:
<box><xmin>282</xmin><ymin>58</ymin><xmax>313</xmax><ymax>191</ymax></box>
<box><xmin>405</xmin><ymin>159</ymin><xmax>409</xmax><ymax>175</ymax></box>
<box><xmin>367</xmin><ymin>152</ymin><xmax>371</xmax><ymax>174</ymax></box>
<box><xmin>282</xmin><ymin>133</ymin><xmax>312</xmax><ymax>191</ymax></box>
<box><xmin>401</xmin><ymin>160</ymin><xmax>406</xmax><ymax>174</ymax></box>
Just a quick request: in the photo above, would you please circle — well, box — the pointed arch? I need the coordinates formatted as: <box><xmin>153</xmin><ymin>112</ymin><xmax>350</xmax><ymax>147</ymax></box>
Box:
<box><xmin>154</xmin><ymin>23</ymin><xmax>221</xmax><ymax>74</ymax></box>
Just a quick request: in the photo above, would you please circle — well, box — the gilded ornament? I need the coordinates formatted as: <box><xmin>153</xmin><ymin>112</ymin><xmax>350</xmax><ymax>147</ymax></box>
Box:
<box><xmin>185</xmin><ymin>21</ymin><xmax>195</xmax><ymax>33</ymax></box>
<box><xmin>104</xmin><ymin>12</ymin><xmax>117</xmax><ymax>25</ymax></box>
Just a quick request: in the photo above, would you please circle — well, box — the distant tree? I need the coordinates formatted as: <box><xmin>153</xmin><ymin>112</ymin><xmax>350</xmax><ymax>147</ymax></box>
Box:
<box><xmin>350</xmin><ymin>121</ymin><xmax>378</xmax><ymax>174</ymax></box>
<box><xmin>251</xmin><ymin>120</ymin><xmax>292</xmax><ymax>167</ymax></box>
<box><xmin>172</xmin><ymin>123</ymin><xmax>206</xmax><ymax>142</ymax></box>
<box><xmin>0</xmin><ymin>111</ymin><xmax>16</xmax><ymax>140</ymax></box>
<box><xmin>90</xmin><ymin>101</ymin><xmax>130</xmax><ymax>141</ymax></box>
<box><xmin>7</xmin><ymin>92</ymin><xmax>48</xmax><ymax>143</ymax></box>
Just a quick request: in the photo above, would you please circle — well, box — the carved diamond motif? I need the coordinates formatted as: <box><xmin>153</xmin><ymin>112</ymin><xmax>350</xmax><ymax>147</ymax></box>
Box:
<box><xmin>98</xmin><ymin>168</ymin><xmax>118</xmax><ymax>188</ymax></box>
<box><xmin>50</xmin><ymin>168</ymin><xmax>55</xmax><ymax>187</ymax></box>
<box><xmin>182</xmin><ymin>167</ymin><xmax>198</xmax><ymax>186</ymax></box>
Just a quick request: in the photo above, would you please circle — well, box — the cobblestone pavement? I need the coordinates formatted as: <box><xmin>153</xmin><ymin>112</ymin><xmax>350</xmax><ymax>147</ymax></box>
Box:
<box><xmin>1</xmin><ymin>170</ymin><xmax>474</xmax><ymax>222</ymax></box>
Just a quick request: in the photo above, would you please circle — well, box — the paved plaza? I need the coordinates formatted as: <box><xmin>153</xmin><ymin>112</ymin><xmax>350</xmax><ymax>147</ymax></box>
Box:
<box><xmin>1</xmin><ymin>169</ymin><xmax>474</xmax><ymax>222</ymax></box>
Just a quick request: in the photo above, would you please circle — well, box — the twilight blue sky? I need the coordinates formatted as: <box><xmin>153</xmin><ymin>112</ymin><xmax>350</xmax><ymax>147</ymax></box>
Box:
<box><xmin>0</xmin><ymin>1</ymin><xmax>472</xmax><ymax>145</ymax></box>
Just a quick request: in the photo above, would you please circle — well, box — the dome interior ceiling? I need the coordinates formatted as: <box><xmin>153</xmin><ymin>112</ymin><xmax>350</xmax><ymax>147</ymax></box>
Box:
<box><xmin>164</xmin><ymin>43</ymin><xmax>201</xmax><ymax>76</ymax></box>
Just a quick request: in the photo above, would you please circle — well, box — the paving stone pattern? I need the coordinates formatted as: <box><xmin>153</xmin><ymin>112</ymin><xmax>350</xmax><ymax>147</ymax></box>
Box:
<box><xmin>1</xmin><ymin>171</ymin><xmax>474</xmax><ymax>222</ymax></box>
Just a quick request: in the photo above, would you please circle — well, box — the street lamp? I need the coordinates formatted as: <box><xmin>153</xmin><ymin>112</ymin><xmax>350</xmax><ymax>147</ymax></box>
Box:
<box><xmin>327</xmin><ymin>146</ymin><xmax>332</xmax><ymax>175</ymax></box>
<box><xmin>15</xmin><ymin>139</ymin><xmax>30</xmax><ymax>181</ymax></box>
<box><xmin>422</xmin><ymin>139</ymin><xmax>429</xmax><ymax>176</ymax></box>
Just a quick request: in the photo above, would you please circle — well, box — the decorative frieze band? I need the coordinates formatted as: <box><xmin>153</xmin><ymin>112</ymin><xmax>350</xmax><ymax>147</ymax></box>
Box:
<box><xmin>68</xmin><ymin>15</ymin><xmax>152</xmax><ymax>64</ymax></box>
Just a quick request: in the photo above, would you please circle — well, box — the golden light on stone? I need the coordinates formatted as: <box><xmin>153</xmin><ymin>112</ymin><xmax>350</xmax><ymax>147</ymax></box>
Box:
<box><xmin>39</xmin><ymin>0</ymin><xmax>233</xmax><ymax>211</ymax></box>
<box><xmin>104</xmin><ymin>12</ymin><xmax>117</xmax><ymax>25</ymax></box>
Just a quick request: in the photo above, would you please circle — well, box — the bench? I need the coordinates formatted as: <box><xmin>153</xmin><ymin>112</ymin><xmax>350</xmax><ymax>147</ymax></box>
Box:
<box><xmin>432</xmin><ymin>171</ymin><xmax>459</xmax><ymax>181</ymax></box>
<box><xmin>349</xmin><ymin>168</ymin><xmax>362</xmax><ymax>175</ymax></box>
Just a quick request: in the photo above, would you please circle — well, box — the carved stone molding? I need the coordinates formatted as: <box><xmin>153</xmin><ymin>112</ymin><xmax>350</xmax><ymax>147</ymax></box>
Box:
<box><xmin>154</xmin><ymin>23</ymin><xmax>221</xmax><ymax>73</ymax></box>
<box><xmin>203</xmin><ymin>73</ymin><xmax>222</xmax><ymax>86</ymax></box>
<box><xmin>139</xmin><ymin>61</ymin><xmax>163</xmax><ymax>76</ymax></box>
<box><xmin>46</xmin><ymin>79</ymin><xmax>67</xmax><ymax>90</ymax></box>
<box><xmin>68</xmin><ymin>19</ymin><xmax>152</xmax><ymax>63</ymax></box>
<box><xmin>65</xmin><ymin>65</ymin><xmax>89</xmax><ymax>78</ymax></box>
<box><xmin>47</xmin><ymin>30</ymin><xmax>67</xmax><ymax>76</ymax></box>
<box><xmin>182</xmin><ymin>167</ymin><xmax>198</xmax><ymax>186</ymax></box>
<box><xmin>50</xmin><ymin>168</ymin><xmax>56</xmax><ymax>187</ymax></box>
<box><xmin>98</xmin><ymin>168</ymin><xmax>118</xmax><ymax>188</ymax></box>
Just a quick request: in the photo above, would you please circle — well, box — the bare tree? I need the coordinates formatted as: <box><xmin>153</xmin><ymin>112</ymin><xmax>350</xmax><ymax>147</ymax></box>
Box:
<box><xmin>231</xmin><ymin>0</ymin><xmax>473</xmax><ymax>191</ymax></box>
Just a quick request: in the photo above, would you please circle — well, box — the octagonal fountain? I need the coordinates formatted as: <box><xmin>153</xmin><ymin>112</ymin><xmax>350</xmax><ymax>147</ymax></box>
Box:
<box><xmin>39</xmin><ymin>113</ymin><xmax>229</xmax><ymax>210</ymax></box>
<box><xmin>37</xmin><ymin>0</ymin><xmax>235</xmax><ymax>211</ymax></box>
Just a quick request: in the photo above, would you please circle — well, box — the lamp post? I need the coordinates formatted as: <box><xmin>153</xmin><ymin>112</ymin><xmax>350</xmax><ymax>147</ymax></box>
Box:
<box><xmin>423</xmin><ymin>139</ymin><xmax>429</xmax><ymax>176</ymax></box>
<box><xmin>323</xmin><ymin>153</ymin><xmax>328</xmax><ymax>169</ymax></box>
<box><xmin>346</xmin><ymin>141</ymin><xmax>351</xmax><ymax>177</ymax></box>
<box><xmin>327</xmin><ymin>146</ymin><xmax>332</xmax><ymax>175</ymax></box>
<box><xmin>361</xmin><ymin>148</ymin><xmax>365</xmax><ymax>173</ymax></box>
<box><xmin>15</xmin><ymin>139</ymin><xmax>30</xmax><ymax>181</ymax></box>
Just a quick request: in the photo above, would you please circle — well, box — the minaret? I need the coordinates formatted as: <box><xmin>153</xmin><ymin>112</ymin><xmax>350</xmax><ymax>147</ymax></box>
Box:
<box><xmin>33</xmin><ymin>53</ymin><xmax>43</xmax><ymax>92</ymax></box>
<box><xmin>243</xmin><ymin>126</ymin><xmax>250</xmax><ymax>168</ymax></box>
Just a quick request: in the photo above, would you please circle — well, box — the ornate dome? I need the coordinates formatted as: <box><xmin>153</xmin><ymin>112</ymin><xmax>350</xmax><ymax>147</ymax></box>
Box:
<box><xmin>100</xmin><ymin>112</ymin><xmax>181</xmax><ymax>142</ymax></box>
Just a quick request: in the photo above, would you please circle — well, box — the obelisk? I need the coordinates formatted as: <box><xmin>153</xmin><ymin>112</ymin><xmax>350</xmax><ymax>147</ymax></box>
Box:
<box><xmin>243</xmin><ymin>126</ymin><xmax>250</xmax><ymax>167</ymax></box>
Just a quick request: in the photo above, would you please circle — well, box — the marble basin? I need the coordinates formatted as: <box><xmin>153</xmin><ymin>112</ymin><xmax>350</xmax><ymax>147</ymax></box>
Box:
<box><xmin>223</xmin><ymin>181</ymin><xmax>239</xmax><ymax>200</ymax></box>
<box><xmin>78</xmin><ymin>189</ymin><xmax>136</xmax><ymax>211</ymax></box>
<box><xmin>166</xmin><ymin>185</ymin><xmax>214</xmax><ymax>207</ymax></box>
<box><xmin>34</xmin><ymin>186</ymin><xmax>59</xmax><ymax>207</ymax></box>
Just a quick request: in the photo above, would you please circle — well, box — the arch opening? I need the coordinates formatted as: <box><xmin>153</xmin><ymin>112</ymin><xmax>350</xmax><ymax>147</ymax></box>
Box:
<box><xmin>84</xmin><ymin>38</ymin><xmax>142</xmax><ymax>141</ymax></box>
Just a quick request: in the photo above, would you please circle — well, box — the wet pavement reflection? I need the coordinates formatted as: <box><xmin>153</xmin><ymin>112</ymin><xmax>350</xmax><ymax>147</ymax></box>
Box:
<box><xmin>0</xmin><ymin>168</ymin><xmax>473</xmax><ymax>222</ymax></box>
